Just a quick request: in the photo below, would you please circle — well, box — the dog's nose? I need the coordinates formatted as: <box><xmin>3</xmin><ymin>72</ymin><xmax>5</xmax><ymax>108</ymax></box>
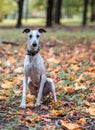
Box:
<box><xmin>32</xmin><ymin>43</ymin><xmax>37</xmax><ymax>47</ymax></box>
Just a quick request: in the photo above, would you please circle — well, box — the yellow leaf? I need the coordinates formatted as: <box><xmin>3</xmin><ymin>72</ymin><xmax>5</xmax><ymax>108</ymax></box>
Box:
<box><xmin>50</xmin><ymin>36</ymin><xmax>56</xmax><ymax>41</ymax></box>
<box><xmin>77</xmin><ymin>118</ymin><xmax>86</xmax><ymax>125</ymax></box>
<box><xmin>0</xmin><ymin>96</ymin><xmax>7</xmax><ymax>101</ymax></box>
<box><xmin>0</xmin><ymin>89</ymin><xmax>8</xmax><ymax>95</ymax></box>
<box><xmin>86</xmin><ymin>106</ymin><xmax>95</xmax><ymax>115</ymax></box>
<box><xmin>26</xmin><ymin>94</ymin><xmax>35</xmax><ymax>103</ymax></box>
<box><xmin>25</xmin><ymin>115</ymin><xmax>42</xmax><ymax>122</ymax></box>
<box><xmin>84</xmin><ymin>101</ymin><xmax>91</xmax><ymax>107</ymax></box>
<box><xmin>50</xmin><ymin>109</ymin><xmax>65</xmax><ymax>116</ymax></box>
<box><xmin>1</xmin><ymin>80</ymin><xmax>13</xmax><ymax>89</ymax></box>
<box><xmin>61</xmin><ymin>120</ymin><xmax>83</xmax><ymax>130</ymax></box>
<box><xmin>47</xmin><ymin>57</ymin><xmax>61</xmax><ymax>64</ymax></box>
<box><xmin>71</xmin><ymin>64</ymin><xmax>80</xmax><ymax>71</ymax></box>
<box><xmin>9</xmin><ymin>56</ymin><xmax>16</xmax><ymax>64</ymax></box>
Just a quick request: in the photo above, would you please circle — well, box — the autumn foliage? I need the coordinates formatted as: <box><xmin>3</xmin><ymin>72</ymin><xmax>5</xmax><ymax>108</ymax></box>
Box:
<box><xmin>0</xmin><ymin>32</ymin><xmax>95</xmax><ymax>130</ymax></box>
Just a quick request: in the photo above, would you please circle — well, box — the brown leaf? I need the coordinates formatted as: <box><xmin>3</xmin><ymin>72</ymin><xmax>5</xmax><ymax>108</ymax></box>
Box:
<box><xmin>40</xmin><ymin>105</ymin><xmax>49</xmax><ymax>110</ymax></box>
<box><xmin>50</xmin><ymin>109</ymin><xmax>65</xmax><ymax>116</ymax></box>
<box><xmin>86</xmin><ymin>106</ymin><xmax>95</xmax><ymax>115</ymax></box>
<box><xmin>91</xmin><ymin>43</ymin><xmax>95</xmax><ymax>50</ymax></box>
<box><xmin>26</xmin><ymin>102</ymin><xmax>34</xmax><ymax>108</ymax></box>
<box><xmin>1</xmin><ymin>80</ymin><xmax>13</xmax><ymax>89</ymax></box>
<box><xmin>26</xmin><ymin>94</ymin><xmax>35</xmax><ymax>103</ymax></box>
<box><xmin>0</xmin><ymin>96</ymin><xmax>7</xmax><ymax>101</ymax></box>
<box><xmin>19</xmin><ymin>110</ymin><xmax>25</xmax><ymax>114</ymax></box>
<box><xmin>77</xmin><ymin>118</ymin><xmax>86</xmax><ymax>125</ymax></box>
<box><xmin>61</xmin><ymin>120</ymin><xmax>84</xmax><ymax>130</ymax></box>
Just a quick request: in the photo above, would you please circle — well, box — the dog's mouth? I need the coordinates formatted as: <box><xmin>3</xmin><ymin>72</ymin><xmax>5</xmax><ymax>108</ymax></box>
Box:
<box><xmin>31</xmin><ymin>47</ymin><xmax>36</xmax><ymax>50</ymax></box>
<box><xmin>31</xmin><ymin>46</ymin><xmax>38</xmax><ymax>51</ymax></box>
<box><xmin>27</xmin><ymin>45</ymin><xmax>41</xmax><ymax>56</ymax></box>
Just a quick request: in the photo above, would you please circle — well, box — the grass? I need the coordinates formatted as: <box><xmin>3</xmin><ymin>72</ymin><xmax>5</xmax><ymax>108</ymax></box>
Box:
<box><xmin>0</xmin><ymin>17</ymin><xmax>95</xmax><ymax>44</ymax></box>
<box><xmin>0</xmin><ymin>18</ymin><xmax>45</xmax><ymax>27</ymax></box>
<box><xmin>0</xmin><ymin>17</ymin><xmax>95</xmax><ymax>27</ymax></box>
<box><xmin>0</xmin><ymin>28</ymin><xmax>95</xmax><ymax>44</ymax></box>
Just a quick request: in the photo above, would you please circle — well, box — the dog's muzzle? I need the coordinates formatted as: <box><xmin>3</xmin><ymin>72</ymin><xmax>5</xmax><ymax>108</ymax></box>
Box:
<box><xmin>32</xmin><ymin>43</ymin><xmax>37</xmax><ymax>47</ymax></box>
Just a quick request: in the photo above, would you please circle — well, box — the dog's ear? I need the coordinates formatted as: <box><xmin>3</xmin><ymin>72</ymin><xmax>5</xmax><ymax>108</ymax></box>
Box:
<box><xmin>23</xmin><ymin>28</ymin><xmax>30</xmax><ymax>33</ymax></box>
<box><xmin>38</xmin><ymin>28</ymin><xmax>46</xmax><ymax>33</ymax></box>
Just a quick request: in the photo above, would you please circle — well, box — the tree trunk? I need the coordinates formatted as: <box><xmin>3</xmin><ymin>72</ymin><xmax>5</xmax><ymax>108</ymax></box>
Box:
<box><xmin>91</xmin><ymin>0</ymin><xmax>95</xmax><ymax>22</ymax></box>
<box><xmin>54</xmin><ymin>0</ymin><xmax>62</xmax><ymax>24</ymax></box>
<box><xmin>82</xmin><ymin>0</ymin><xmax>89</xmax><ymax>26</ymax></box>
<box><xmin>16</xmin><ymin>0</ymin><xmax>24</xmax><ymax>28</ymax></box>
<box><xmin>46</xmin><ymin>0</ymin><xmax>54</xmax><ymax>27</ymax></box>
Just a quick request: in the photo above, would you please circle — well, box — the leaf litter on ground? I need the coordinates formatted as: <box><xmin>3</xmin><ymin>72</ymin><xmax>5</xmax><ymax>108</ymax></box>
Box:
<box><xmin>0</xmin><ymin>29</ymin><xmax>95</xmax><ymax>130</ymax></box>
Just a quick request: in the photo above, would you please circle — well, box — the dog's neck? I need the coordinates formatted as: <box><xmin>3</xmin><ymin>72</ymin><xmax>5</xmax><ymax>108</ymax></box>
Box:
<box><xmin>27</xmin><ymin>45</ymin><xmax>41</xmax><ymax>56</ymax></box>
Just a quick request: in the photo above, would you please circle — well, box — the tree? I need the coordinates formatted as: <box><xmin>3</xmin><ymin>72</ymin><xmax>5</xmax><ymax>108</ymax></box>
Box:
<box><xmin>16</xmin><ymin>0</ymin><xmax>24</xmax><ymax>28</ymax></box>
<box><xmin>46</xmin><ymin>0</ymin><xmax>54</xmax><ymax>27</ymax></box>
<box><xmin>90</xmin><ymin>0</ymin><xmax>95</xmax><ymax>22</ymax></box>
<box><xmin>29</xmin><ymin>0</ymin><xmax>46</xmax><ymax>10</ymax></box>
<box><xmin>82</xmin><ymin>0</ymin><xmax>89</xmax><ymax>26</ymax></box>
<box><xmin>54</xmin><ymin>0</ymin><xmax>62</xmax><ymax>24</ymax></box>
<box><xmin>0</xmin><ymin>0</ymin><xmax>16</xmax><ymax>22</ymax></box>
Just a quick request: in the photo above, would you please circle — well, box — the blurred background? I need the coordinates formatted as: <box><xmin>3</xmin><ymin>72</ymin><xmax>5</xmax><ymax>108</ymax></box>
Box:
<box><xmin>0</xmin><ymin>0</ymin><xmax>95</xmax><ymax>28</ymax></box>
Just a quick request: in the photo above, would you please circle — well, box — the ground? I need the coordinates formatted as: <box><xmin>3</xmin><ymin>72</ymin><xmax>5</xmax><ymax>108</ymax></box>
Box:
<box><xmin>0</xmin><ymin>27</ymin><xmax>95</xmax><ymax>130</ymax></box>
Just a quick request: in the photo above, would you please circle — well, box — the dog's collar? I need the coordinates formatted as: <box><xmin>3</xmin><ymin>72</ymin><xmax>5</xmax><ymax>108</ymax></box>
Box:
<box><xmin>27</xmin><ymin>46</ymin><xmax>41</xmax><ymax>56</ymax></box>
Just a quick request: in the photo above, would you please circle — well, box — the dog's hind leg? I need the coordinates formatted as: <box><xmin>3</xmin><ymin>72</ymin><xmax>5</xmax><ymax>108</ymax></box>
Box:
<box><xmin>43</xmin><ymin>78</ymin><xmax>57</xmax><ymax>101</ymax></box>
<box><xmin>35</xmin><ymin>75</ymin><xmax>46</xmax><ymax>106</ymax></box>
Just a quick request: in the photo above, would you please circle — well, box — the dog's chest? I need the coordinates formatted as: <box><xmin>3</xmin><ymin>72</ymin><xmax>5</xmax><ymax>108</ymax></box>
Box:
<box><xmin>24</xmin><ymin>54</ymin><xmax>45</xmax><ymax>79</ymax></box>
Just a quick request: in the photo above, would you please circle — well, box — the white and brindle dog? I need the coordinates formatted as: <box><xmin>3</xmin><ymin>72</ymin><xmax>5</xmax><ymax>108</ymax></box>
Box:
<box><xmin>20</xmin><ymin>28</ymin><xmax>57</xmax><ymax>108</ymax></box>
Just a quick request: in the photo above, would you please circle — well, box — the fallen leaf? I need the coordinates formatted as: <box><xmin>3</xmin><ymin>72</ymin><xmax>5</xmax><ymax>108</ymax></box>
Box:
<box><xmin>77</xmin><ymin>118</ymin><xmax>86</xmax><ymax>125</ymax></box>
<box><xmin>50</xmin><ymin>36</ymin><xmax>56</xmax><ymax>41</ymax></box>
<box><xmin>14</xmin><ymin>67</ymin><xmax>23</xmax><ymax>73</ymax></box>
<box><xmin>87</xmin><ymin>93</ymin><xmax>95</xmax><ymax>101</ymax></box>
<box><xmin>91</xmin><ymin>43</ymin><xmax>95</xmax><ymax>50</ymax></box>
<box><xmin>0</xmin><ymin>96</ymin><xmax>7</xmax><ymax>101</ymax></box>
<box><xmin>13</xmin><ymin>90</ymin><xmax>21</xmax><ymax>95</ymax></box>
<box><xmin>74</xmin><ymin>83</ymin><xmax>87</xmax><ymax>90</ymax></box>
<box><xmin>66</xmin><ymin>87</ymin><xmax>75</xmax><ymax>94</ymax></box>
<box><xmin>86</xmin><ymin>106</ymin><xmax>95</xmax><ymax>115</ymax></box>
<box><xmin>19</xmin><ymin>109</ymin><xmax>25</xmax><ymax>114</ymax></box>
<box><xmin>9</xmin><ymin>56</ymin><xmax>16</xmax><ymax>64</ymax></box>
<box><xmin>26</xmin><ymin>102</ymin><xmax>34</xmax><ymax>108</ymax></box>
<box><xmin>50</xmin><ymin>109</ymin><xmax>65</xmax><ymax>116</ymax></box>
<box><xmin>42</xmin><ymin>117</ymin><xmax>51</xmax><ymax>122</ymax></box>
<box><xmin>26</xmin><ymin>94</ymin><xmax>35</xmax><ymax>103</ymax></box>
<box><xmin>84</xmin><ymin>101</ymin><xmax>91</xmax><ymax>107</ymax></box>
<box><xmin>61</xmin><ymin>120</ymin><xmax>84</xmax><ymax>130</ymax></box>
<box><xmin>1</xmin><ymin>80</ymin><xmax>13</xmax><ymax>89</ymax></box>
<box><xmin>71</xmin><ymin>64</ymin><xmax>80</xmax><ymax>71</ymax></box>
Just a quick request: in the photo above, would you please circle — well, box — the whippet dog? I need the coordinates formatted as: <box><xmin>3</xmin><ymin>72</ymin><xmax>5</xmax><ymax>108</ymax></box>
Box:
<box><xmin>20</xmin><ymin>28</ymin><xmax>57</xmax><ymax>108</ymax></box>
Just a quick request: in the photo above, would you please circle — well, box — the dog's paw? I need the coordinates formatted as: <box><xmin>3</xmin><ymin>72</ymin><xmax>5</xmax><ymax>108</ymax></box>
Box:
<box><xmin>19</xmin><ymin>102</ymin><xmax>26</xmax><ymax>109</ymax></box>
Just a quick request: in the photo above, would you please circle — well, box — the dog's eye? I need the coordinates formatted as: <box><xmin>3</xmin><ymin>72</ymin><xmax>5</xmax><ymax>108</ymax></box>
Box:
<box><xmin>29</xmin><ymin>35</ymin><xmax>32</xmax><ymax>38</ymax></box>
<box><xmin>36</xmin><ymin>35</ymin><xmax>40</xmax><ymax>38</ymax></box>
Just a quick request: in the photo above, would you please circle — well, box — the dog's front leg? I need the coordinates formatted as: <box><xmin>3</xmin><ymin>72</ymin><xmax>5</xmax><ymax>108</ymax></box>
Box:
<box><xmin>35</xmin><ymin>75</ymin><xmax>46</xmax><ymax>106</ymax></box>
<box><xmin>19</xmin><ymin>76</ymin><xmax>28</xmax><ymax>108</ymax></box>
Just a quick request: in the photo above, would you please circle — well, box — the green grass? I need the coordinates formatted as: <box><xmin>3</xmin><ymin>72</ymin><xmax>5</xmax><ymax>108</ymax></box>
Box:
<box><xmin>0</xmin><ymin>18</ymin><xmax>45</xmax><ymax>27</ymax></box>
<box><xmin>0</xmin><ymin>17</ymin><xmax>95</xmax><ymax>27</ymax></box>
<box><xmin>0</xmin><ymin>28</ymin><xmax>95</xmax><ymax>43</ymax></box>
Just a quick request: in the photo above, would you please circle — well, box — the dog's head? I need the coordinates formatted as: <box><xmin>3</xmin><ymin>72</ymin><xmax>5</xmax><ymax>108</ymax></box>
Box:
<box><xmin>23</xmin><ymin>28</ymin><xmax>46</xmax><ymax>50</ymax></box>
